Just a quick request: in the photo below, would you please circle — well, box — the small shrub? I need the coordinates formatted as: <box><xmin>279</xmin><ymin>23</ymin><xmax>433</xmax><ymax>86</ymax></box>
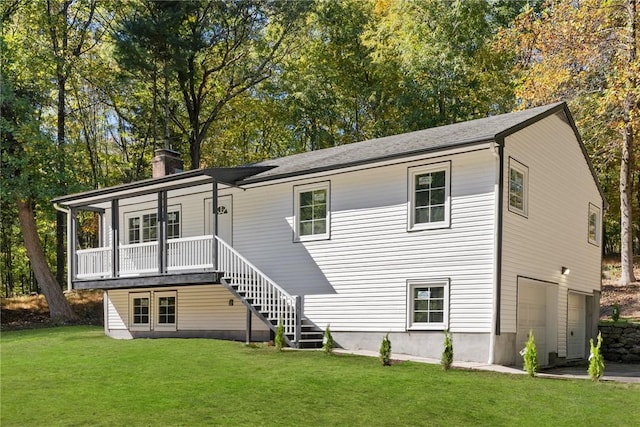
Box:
<box><xmin>611</xmin><ymin>303</ymin><xmax>620</xmax><ymax>322</ymax></box>
<box><xmin>521</xmin><ymin>330</ymin><xmax>538</xmax><ymax>377</ymax></box>
<box><xmin>275</xmin><ymin>319</ymin><xmax>285</xmax><ymax>351</ymax></box>
<box><xmin>441</xmin><ymin>329</ymin><xmax>453</xmax><ymax>370</ymax></box>
<box><xmin>322</xmin><ymin>325</ymin><xmax>334</xmax><ymax>355</ymax></box>
<box><xmin>588</xmin><ymin>332</ymin><xmax>605</xmax><ymax>382</ymax></box>
<box><xmin>379</xmin><ymin>333</ymin><xmax>391</xmax><ymax>366</ymax></box>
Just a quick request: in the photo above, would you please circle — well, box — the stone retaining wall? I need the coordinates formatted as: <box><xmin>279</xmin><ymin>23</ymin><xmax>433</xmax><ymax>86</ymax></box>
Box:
<box><xmin>599</xmin><ymin>323</ymin><xmax>640</xmax><ymax>363</ymax></box>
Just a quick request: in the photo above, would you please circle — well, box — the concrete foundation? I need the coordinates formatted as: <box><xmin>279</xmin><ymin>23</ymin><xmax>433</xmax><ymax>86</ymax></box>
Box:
<box><xmin>107</xmin><ymin>329</ymin><xmax>270</xmax><ymax>342</ymax></box>
<box><xmin>332</xmin><ymin>331</ymin><xmax>492</xmax><ymax>363</ymax></box>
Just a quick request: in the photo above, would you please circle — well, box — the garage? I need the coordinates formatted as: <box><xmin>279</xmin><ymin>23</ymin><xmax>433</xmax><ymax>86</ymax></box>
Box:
<box><xmin>516</xmin><ymin>279</ymin><xmax>557</xmax><ymax>367</ymax></box>
<box><xmin>567</xmin><ymin>292</ymin><xmax>586</xmax><ymax>359</ymax></box>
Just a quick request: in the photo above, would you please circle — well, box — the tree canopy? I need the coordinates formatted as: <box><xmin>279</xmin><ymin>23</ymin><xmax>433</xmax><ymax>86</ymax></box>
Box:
<box><xmin>1</xmin><ymin>0</ymin><xmax>637</xmax><ymax>312</ymax></box>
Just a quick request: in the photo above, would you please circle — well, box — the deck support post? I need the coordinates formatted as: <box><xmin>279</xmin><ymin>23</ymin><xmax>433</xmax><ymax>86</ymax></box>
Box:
<box><xmin>212</xmin><ymin>181</ymin><xmax>218</xmax><ymax>270</ymax></box>
<box><xmin>111</xmin><ymin>200</ymin><xmax>119</xmax><ymax>278</ymax></box>
<box><xmin>294</xmin><ymin>295</ymin><xmax>302</xmax><ymax>346</ymax></box>
<box><xmin>158</xmin><ymin>191</ymin><xmax>168</xmax><ymax>274</ymax></box>
<box><xmin>246</xmin><ymin>307</ymin><xmax>252</xmax><ymax>344</ymax></box>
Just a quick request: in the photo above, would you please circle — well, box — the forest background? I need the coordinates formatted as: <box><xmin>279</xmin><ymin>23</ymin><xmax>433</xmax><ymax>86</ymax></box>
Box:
<box><xmin>1</xmin><ymin>0</ymin><xmax>638</xmax><ymax>319</ymax></box>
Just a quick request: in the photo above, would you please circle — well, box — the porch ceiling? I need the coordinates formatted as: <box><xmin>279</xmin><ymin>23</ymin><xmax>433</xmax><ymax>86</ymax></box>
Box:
<box><xmin>52</xmin><ymin>166</ymin><xmax>276</xmax><ymax>209</ymax></box>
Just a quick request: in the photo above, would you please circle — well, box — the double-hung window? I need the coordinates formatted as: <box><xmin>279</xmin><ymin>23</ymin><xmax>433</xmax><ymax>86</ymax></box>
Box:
<box><xmin>588</xmin><ymin>203</ymin><xmax>600</xmax><ymax>246</ymax></box>
<box><xmin>125</xmin><ymin>208</ymin><xmax>180</xmax><ymax>244</ymax></box>
<box><xmin>294</xmin><ymin>182</ymin><xmax>330</xmax><ymax>241</ymax></box>
<box><xmin>407</xmin><ymin>280</ymin><xmax>449</xmax><ymax>330</ymax></box>
<box><xmin>508</xmin><ymin>158</ymin><xmax>528</xmax><ymax>217</ymax></box>
<box><xmin>408</xmin><ymin>162</ymin><xmax>451</xmax><ymax>230</ymax></box>
<box><xmin>167</xmin><ymin>211</ymin><xmax>180</xmax><ymax>239</ymax></box>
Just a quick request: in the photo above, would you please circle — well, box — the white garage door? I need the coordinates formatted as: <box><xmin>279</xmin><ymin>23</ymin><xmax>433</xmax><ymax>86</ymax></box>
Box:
<box><xmin>567</xmin><ymin>293</ymin><xmax>586</xmax><ymax>359</ymax></box>
<box><xmin>517</xmin><ymin>283</ymin><xmax>548</xmax><ymax>367</ymax></box>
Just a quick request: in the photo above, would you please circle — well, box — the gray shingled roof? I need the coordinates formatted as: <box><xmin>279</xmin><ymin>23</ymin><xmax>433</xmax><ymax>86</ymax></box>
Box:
<box><xmin>242</xmin><ymin>102</ymin><xmax>566</xmax><ymax>183</ymax></box>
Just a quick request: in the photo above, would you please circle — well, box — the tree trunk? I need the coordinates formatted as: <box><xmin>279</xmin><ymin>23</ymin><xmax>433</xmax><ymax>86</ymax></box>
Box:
<box><xmin>17</xmin><ymin>198</ymin><xmax>77</xmax><ymax>321</ymax></box>
<box><xmin>619</xmin><ymin>0</ymin><xmax>637</xmax><ymax>285</ymax></box>
<box><xmin>189</xmin><ymin>132</ymin><xmax>201</xmax><ymax>170</ymax></box>
<box><xmin>620</xmin><ymin>121</ymin><xmax>636</xmax><ymax>284</ymax></box>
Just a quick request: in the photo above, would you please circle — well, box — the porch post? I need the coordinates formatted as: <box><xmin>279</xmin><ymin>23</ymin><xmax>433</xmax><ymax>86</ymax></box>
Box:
<box><xmin>111</xmin><ymin>199</ymin><xmax>119</xmax><ymax>278</ymax></box>
<box><xmin>98</xmin><ymin>212</ymin><xmax>104</xmax><ymax>247</ymax></box>
<box><xmin>246</xmin><ymin>307</ymin><xmax>252</xmax><ymax>344</ymax></box>
<box><xmin>158</xmin><ymin>191</ymin><xmax>168</xmax><ymax>274</ymax></box>
<box><xmin>212</xmin><ymin>181</ymin><xmax>218</xmax><ymax>270</ymax></box>
<box><xmin>69</xmin><ymin>208</ymin><xmax>78</xmax><ymax>289</ymax></box>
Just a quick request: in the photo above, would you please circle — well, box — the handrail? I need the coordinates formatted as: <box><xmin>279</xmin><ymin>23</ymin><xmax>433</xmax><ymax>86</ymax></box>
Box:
<box><xmin>215</xmin><ymin>236</ymin><xmax>291</xmax><ymax>298</ymax></box>
<box><xmin>216</xmin><ymin>236</ymin><xmax>299</xmax><ymax>338</ymax></box>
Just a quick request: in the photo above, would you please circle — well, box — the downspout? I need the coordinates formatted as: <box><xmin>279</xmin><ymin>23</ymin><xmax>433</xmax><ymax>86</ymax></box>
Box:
<box><xmin>53</xmin><ymin>203</ymin><xmax>72</xmax><ymax>292</ymax></box>
<box><xmin>488</xmin><ymin>139</ymin><xmax>504</xmax><ymax>365</ymax></box>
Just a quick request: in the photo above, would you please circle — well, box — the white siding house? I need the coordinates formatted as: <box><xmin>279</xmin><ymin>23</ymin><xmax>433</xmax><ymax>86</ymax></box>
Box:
<box><xmin>53</xmin><ymin>102</ymin><xmax>604</xmax><ymax>367</ymax></box>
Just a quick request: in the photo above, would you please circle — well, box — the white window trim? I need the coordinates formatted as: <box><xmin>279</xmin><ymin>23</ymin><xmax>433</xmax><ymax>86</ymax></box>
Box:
<box><xmin>123</xmin><ymin>205</ymin><xmax>181</xmax><ymax>244</ymax></box>
<box><xmin>293</xmin><ymin>181</ymin><xmax>331</xmax><ymax>242</ymax></box>
<box><xmin>155</xmin><ymin>291</ymin><xmax>177</xmax><ymax>332</ymax></box>
<box><xmin>508</xmin><ymin>158</ymin><xmax>529</xmax><ymax>217</ymax></box>
<box><xmin>588</xmin><ymin>203</ymin><xmax>601</xmax><ymax>246</ymax></box>
<box><xmin>406</xmin><ymin>279</ymin><xmax>450</xmax><ymax>331</ymax></box>
<box><xmin>408</xmin><ymin>162</ymin><xmax>451</xmax><ymax>231</ymax></box>
<box><xmin>129</xmin><ymin>292</ymin><xmax>151</xmax><ymax>331</ymax></box>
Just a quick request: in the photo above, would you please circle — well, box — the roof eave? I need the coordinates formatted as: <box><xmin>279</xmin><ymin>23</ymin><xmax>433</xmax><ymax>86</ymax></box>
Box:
<box><xmin>52</xmin><ymin>166</ymin><xmax>275</xmax><ymax>208</ymax></box>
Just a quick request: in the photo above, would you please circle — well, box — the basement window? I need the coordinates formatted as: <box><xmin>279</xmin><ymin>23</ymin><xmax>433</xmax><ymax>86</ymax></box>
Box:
<box><xmin>155</xmin><ymin>291</ymin><xmax>177</xmax><ymax>331</ymax></box>
<box><xmin>407</xmin><ymin>279</ymin><xmax>449</xmax><ymax>330</ymax></box>
<box><xmin>130</xmin><ymin>292</ymin><xmax>150</xmax><ymax>331</ymax></box>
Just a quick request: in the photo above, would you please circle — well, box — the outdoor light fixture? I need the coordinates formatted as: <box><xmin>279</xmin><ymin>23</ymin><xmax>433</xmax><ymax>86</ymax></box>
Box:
<box><xmin>561</xmin><ymin>266</ymin><xmax>570</xmax><ymax>275</ymax></box>
<box><xmin>228</xmin><ymin>299</ymin><xmax>234</xmax><ymax>306</ymax></box>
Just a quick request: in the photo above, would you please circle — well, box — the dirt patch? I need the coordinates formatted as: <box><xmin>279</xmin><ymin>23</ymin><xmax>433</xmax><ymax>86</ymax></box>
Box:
<box><xmin>1</xmin><ymin>290</ymin><xmax>103</xmax><ymax>331</ymax></box>
<box><xmin>600</xmin><ymin>258</ymin><xmax>640</xmax><ymax>321</ymax></box>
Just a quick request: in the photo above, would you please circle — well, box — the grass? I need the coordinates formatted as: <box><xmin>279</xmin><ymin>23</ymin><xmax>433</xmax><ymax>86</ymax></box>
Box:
<box><xmin>2</xmin><ymin>327</ymin><xmax>639</xmax><ymax>426</ymax></box>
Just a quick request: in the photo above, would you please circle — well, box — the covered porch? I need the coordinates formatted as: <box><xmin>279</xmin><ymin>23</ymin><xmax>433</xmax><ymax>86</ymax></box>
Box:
<box><xmin>52</xmin><ymin>167</ymin><xmax>272</xmax><ymax>290</ymax></box>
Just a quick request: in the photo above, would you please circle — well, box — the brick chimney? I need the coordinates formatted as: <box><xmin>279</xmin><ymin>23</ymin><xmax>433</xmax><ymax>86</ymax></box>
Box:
<box><xmin>152</xmin><ymin>148</ymin><xmax>184</xmax><ymax>178</ymax></box>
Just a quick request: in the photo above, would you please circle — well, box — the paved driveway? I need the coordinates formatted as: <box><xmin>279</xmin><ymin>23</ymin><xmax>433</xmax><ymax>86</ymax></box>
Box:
<box><xmin>541</xmin><ymin>362</ymin><xmax>640</xmax><ymax>383</ymax></box>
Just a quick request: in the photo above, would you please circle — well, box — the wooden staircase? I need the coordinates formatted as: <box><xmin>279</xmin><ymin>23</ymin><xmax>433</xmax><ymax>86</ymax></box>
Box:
<box><xmin>217</xmin><ymin>237</ymin><xmax>323</xmax><ymax>349</ymax></box>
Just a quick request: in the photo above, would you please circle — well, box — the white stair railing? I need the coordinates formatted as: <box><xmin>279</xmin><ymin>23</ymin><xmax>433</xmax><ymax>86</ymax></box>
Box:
<box><xmin>216</xmin><ymin>236</ymin><xmax>300</xmax><ymax>339</ymax></box>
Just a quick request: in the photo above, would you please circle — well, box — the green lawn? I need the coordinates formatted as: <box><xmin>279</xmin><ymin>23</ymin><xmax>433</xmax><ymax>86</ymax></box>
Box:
<box><xmin>1</xmin><ymin>327</ymin><xmax>638</xmax><ymax>426</ymax></box>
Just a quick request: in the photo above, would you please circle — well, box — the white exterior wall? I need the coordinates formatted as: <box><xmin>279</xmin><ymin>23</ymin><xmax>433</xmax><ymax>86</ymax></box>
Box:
<box><xmin>500</xmin><ymin>112</ymin><xmax>602</xmax><ymax>358</ymax></box>
<box><xmin>230</xmin><ymin>149</ymin><xmax>498</xmax><ymax>335</ymax></box>
<box><xmin>104</xmin><ymin>285</ymin><xmax>268</xmax><ymax>337</ymax></box>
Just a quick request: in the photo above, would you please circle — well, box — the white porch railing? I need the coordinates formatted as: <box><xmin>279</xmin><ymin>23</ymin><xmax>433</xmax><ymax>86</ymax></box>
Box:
<box><xmin>216</xmin><ymin>236</ymin><xmax>299</xmax><ymax>338</ymax></box>
<box><xmin>76</xmin><ymin>236</ymin><xmax>217</xmax><ymax>278</ymax></box>
<box><xmin>75</xmin><ymin>234</ymin><xmax>300</xmax><ymax>341</ymax></box>
<box><xmin>168</xmin><ymin>235</ymin><xmax>214</xmax><ymax>271</ymax></box>
<box><xmin>119</xmin><ymin>241</ymin><xmax>158</xmax><ymax>275</ymax></box>
<box><xmin>77</xmin><ymin>247</ymin><xmax>112</xmax><ymax>278</ymax></box>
